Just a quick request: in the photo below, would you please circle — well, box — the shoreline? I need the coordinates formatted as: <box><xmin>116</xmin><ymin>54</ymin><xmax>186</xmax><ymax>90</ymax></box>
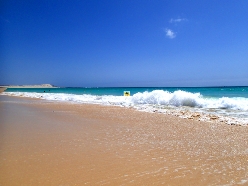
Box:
<box><xmin>2</xmin><ymin>91</ymin><xmax>248</xmax><ymax>126</ymax></box>
<box><xmin>0</xmin><ymin>95</ymin><xmax>248</xmax><ymax>185</ymax></box>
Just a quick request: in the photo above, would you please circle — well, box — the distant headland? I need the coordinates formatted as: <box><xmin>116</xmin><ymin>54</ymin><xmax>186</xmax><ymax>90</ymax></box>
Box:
<box><xmin>1</xmin><ymin>84</ymin><xmax>57</xmax><ymax>88</ymax></box>
<box><xmin>5</xmin><ymin>84</ymin><xmax>57</xmax><ymax>88</ymax></box>
<box><xmin>0</xmin><ymin>84</ymin><xmax>58</xmax><ymax>93</ymax></box>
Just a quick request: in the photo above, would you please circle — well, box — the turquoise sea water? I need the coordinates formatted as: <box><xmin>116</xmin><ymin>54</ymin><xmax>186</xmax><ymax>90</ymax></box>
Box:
<box><xmin>3</xmin><ymin>86</ymin><xmax>248</xmax><ymax>125</ymax></box>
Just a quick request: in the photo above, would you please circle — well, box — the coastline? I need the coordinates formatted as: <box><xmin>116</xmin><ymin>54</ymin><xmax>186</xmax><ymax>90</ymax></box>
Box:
<box><xmin>0</xmin><ymin>95</ymin><xmax>248</xmax><ymax>185</ymax></box>
<box><xmin>2</xmin><ymin>88</ymin><xmax>248</xmax><ymax>126</ymax></box>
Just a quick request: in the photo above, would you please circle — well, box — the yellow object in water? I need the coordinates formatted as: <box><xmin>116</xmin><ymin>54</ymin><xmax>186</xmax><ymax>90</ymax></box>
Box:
<box><xmin>124</xmin><ymin>91</ymin><xmax>130</xmax><ymax>96</ymax></box>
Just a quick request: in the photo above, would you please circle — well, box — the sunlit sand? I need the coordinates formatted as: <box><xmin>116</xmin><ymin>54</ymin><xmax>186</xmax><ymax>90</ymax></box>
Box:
<box><xmin>0</xmin><ymin>96</ymin><xmax>247</xmax><ymax>185</ymax></box>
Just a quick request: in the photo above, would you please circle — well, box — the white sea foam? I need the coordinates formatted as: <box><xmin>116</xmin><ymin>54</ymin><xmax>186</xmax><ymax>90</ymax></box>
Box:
<box><xmin>132</xmin><ymin>90</ymin><xmax>204</xmax><ymax>107</ymax></box>
<box><xmin>132</xmin><ymin>90</ymin><xmax>248</xmax><ymax>111</ymax></box>
<box><xmin>3</xmin><ymin>90</ymin><xmax>248</xmax><ymax>125</ymax></box>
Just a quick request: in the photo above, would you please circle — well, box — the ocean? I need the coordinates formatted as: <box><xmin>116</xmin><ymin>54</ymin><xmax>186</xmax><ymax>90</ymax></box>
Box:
<box><xmin>3</xmin><ymin>86</ymin><xmax>248</xmax><ymax>125</ymax></box>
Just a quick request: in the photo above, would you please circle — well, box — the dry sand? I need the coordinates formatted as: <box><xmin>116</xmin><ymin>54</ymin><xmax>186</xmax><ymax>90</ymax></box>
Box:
<box><xmin>0</xmin><ymin>95</ymin><xmax>248</xmax><ymax>185</ymax></box>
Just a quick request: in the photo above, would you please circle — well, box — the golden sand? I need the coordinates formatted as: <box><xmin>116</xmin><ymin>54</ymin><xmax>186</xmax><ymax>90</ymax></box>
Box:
<box><xmin>0</xmin><ymin>96</ymin><xmax>247</xmax><ymax>185</ymax></box>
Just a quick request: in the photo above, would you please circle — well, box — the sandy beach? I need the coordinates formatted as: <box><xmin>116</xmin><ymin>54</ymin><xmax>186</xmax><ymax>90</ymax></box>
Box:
<box><xmin>0</xmin><ymin>95</ymin><xmax>248</xmax><ymax>185</ymax></box>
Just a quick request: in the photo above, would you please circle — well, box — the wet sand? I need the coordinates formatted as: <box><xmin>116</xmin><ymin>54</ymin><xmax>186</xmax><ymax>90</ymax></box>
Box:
<box><xmin>0</xmin><ymin>95</ymin><xmax>248</xmax><ymax>185</ymax></box>
<box><xmin>0</xmin><ymin>88</ymin><xmax>7</xmax><ymax>93</ymax></box>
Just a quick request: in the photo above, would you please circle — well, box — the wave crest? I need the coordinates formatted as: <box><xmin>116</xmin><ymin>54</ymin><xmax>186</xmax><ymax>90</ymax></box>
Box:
<box><xmin>132</xmin><ymin>90</ymin><xmax>203</xmax><ymax>107</ymax></box>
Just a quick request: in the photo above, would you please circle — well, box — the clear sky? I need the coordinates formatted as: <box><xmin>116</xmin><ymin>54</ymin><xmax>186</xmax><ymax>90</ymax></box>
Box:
<box><xmin>1</xmin><ymin>0</ymin><xmax>248</xmax><ymax>87</ymax></box>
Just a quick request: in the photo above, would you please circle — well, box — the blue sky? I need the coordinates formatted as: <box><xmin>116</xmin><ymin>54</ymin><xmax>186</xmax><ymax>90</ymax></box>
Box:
<box><xmin>1</xmin><ymin>0</ymin><xmax>248</xmax><ymax>87</ymax></box>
